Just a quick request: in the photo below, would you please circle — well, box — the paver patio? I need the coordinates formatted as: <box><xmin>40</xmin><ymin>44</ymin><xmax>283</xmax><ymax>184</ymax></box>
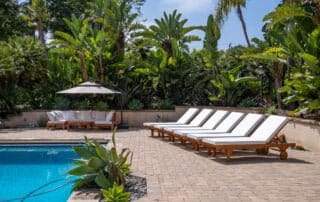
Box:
<box><xmin>1</xmin><ymin>128</ymin><xmax>320</xmax><ymax>201</ymax></box>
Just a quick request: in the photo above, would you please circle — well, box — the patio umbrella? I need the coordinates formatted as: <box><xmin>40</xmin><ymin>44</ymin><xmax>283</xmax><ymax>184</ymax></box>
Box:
<box><xmin>57</xmin><ymin>81</ymin><xmax>121</xmax><ymax>95</ymax></box>
<box><xmin>57</xmin><ymin>81</ymin><xmax>125</xmax><ymax>127</ymax></box>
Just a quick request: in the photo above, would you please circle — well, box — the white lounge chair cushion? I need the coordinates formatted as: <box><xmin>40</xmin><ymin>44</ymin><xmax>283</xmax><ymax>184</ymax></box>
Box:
<box><xmin>250</xmin><ymin>115</ymin><xmax>288</xmax><ymax>142</ymax></box>
<box><xmin>164</xmin><ymin>110</ymin><xmax>229</xmax><ymax>132</ymax></box>
<box><xmin>143</xmin><ymin>108</ymin><xmax>199</xmax><ymax>126</ymax></box>
<box><xmin>173</xmin><ymin>112</ymin><xmax>245</xmax><ymax>136</ymax></box>
<box><xmin>187</xmin><ymin>132</ymin><xmax>243</xmax><ymax>140</ymax></box>
<box><xmin>184</xmin><ymin>114</ymin><xmax>264</xmax><ymax>140</ymax></box>
<box><xmin>176</xmin><ymin>108</ymin><xmax>199</xmax><ymax>124</ymax></box>
<box><xmin>203</xmin><ymin>137</ymin><xmax>266</xmax><ymax>145</ymax></box>
<box><xmin>143</xmin><ymin>122</ymin><xmax>178</xmax><ymax>126</ymax></box>
<box><xmin>202</xmin><ymin>115</ymin><xmax>288</xmax><ymax>145</ymax></box>
<box><xmin>187</xmin><ymin>109</ymin><xmax>213</xmax><ymax>127</ymax></box>
<box><xmin>153</xmin><ymin>109</ymin><xmax>213</xmax><ymax>129</ymax></box>
<box><xmin>200</xmin><ymin>110</ymin><xmax>229</xmax><ymax>129</ymax></box>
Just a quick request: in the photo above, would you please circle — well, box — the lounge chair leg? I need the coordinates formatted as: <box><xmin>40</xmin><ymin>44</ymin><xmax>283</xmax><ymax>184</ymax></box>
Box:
<box><xmin>195</xmin><ymin>143</ymin><xmax>200</xmax><ymax>151</ymax></box>
<box><xmin>280</xmin><ymin>147</ymin><xmax>288</xmax><ymax>160</ymax></box>
<box><xmin>256</xmin><ymin>148</ymin><xmax>269</xmax><ymax>155</ymax></box>
<box><xmin>151</xmin><ymin>129</ymin><xmax>154</xmax><ymax>137</ymax></box>
<box><xmin>207</xmin><ymin>147</ymin><xmax>212</xmax><ymax>155</ymax></box>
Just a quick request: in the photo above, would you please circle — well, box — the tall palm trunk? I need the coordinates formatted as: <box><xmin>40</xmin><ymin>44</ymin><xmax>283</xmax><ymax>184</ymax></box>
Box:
<box><xmin>79</xmin><ymin>53</ymin><xmax>89</xmax><ymax>81</ymax></box>
<box><xmin>37</xmin><ymin>21</ymin><xmax>45</xmax><ymax>44</ymax></box>
<box><xmin>236</xmin><ymin>6</ymin><xmax>251</xmax><ymax>47</ymax></box>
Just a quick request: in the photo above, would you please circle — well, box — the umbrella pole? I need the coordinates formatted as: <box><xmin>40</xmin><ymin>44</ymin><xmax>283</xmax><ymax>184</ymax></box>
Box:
<box><xmin>118</xmin><ymin>96</ymin><xmax>128</xmax><ymax>129</ymax></box>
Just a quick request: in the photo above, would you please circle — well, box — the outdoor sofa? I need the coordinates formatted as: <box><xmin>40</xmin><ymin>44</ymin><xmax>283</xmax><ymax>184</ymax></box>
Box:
<box><xmin>46</xmin><ymin>110</ymin><xmax>116</xmax><ymax>130</ymax></box>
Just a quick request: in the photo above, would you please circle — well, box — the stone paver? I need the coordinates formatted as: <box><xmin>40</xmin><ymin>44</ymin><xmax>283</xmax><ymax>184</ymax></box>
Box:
<box><xmin>1</xmin><ymin>128</ymin><xmax>320</xmax><ymax>201</ymax></box>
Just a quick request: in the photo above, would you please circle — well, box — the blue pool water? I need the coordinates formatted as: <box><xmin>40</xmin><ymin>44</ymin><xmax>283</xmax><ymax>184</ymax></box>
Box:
<box><xmin>0</xmin><ymin>145</ymin><xmax>78</xmax><ymax>202</ymax></box>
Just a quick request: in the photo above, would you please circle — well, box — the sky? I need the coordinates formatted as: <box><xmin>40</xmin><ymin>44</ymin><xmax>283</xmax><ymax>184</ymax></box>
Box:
<box><xmin>140</xmin><ymin>0</ymin><xmax>281</xmax><ymax>50</ymax></box>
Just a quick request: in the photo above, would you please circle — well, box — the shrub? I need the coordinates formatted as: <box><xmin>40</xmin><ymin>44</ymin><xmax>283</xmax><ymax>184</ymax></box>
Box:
<box><xmin>157</xmin><ymin>99</ymin><xmax>174</xmax><ymax>109</ymax></box>
<box><xmin>76</xmin><ymin>100</ymin><xmax>90</xmax><ymax>110</ymax></box>
<box><xmin>101</xmin><ymin>183</ymin><xmax>130</xmax><ymax>202</ymax></box>
<box><xmin>238</xmin><ymin>98</ymin><xmax>257</xmax><ymax>107</ymax></box>
<box><xmin>128</xmin><ymin>99</ymin><xmax>144</xmax><ymax>110</ymax></box>
<box><xmin>38</xmin><ymin>114</ymin><xmax>48</xmax><ymax>127</ymax></box>
<box><xmin>94</xmin><ymin>101</ymin><xmax>108</xmax><ymax>111</ymax></box>
<box><xmin>53</xmin><ymin>97</ymin><xmax>70</xmax><ymax>110</ymax></box>
<box><xmin>68</xmin><ymin>130</ymin><xmax>132</xmax><ymax>190</ymax></box>
<box><xmin>265</xmin><ymin>105</ymin><xmax>277</xmax><ymax>114</ymax></box>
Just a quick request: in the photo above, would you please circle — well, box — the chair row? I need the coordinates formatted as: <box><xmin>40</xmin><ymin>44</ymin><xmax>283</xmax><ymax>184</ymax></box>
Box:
<box><xmin>144</xmin><ymin>108</ymin><xmax>295</xmax><ymax>160</ymax></box>
<box><xmin>46</xmin><ymin>110</ymin><xmax>116</xmax><ymax>130</ymax></box>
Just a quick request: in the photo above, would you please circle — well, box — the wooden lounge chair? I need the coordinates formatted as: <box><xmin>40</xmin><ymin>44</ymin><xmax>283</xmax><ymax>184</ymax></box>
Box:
<box><xmin>143</xmin><ymin>108</ymin><xmax>199</xmax><ymax>136</ymax></box>
<box><xmin>184</xmin><ymin>113</ymin><xmax>264</xmax><ymax>150</ymax></box>
<box><xmin>94</xmin><ymin>111</ymin><xmax>116</xmax><ymax>129</ymax></box>
<box><xmin>170</xmin><ymin>112</ymin><xmax>245</xmax><ymax>143</ymax></box>
<box><xmin>154</xmin><ymin>109</ymin><xmax>214</xmax><ymax>139</ymax></box>
<box><xmin>46</xmin><ymin>111</ymin><xmax>67</xmax><ymax>129</ymax></box>
<box><xmin>201</xmin><ymin>115</ymin><xmax>295</xmax><ymax>160</ymax></box>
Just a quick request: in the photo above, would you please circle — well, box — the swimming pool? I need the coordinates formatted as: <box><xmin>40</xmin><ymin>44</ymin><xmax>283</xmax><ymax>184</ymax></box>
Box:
<box><xmin>0</xmin><ymin>145</ymin><xmax>78</xmax><ymax>202</ymax></box>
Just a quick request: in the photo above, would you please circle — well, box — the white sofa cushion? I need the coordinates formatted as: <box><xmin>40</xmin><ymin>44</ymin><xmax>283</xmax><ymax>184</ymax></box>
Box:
<box><xmin>94</xmin><ymin>111</ymin><xmax>106</xmax><ymax>121</ymax></box>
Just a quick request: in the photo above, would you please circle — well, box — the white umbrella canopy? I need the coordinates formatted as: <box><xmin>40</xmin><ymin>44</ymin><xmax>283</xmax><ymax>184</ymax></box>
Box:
<box><xmin>57</xmin><ymin>81</ymin><xmax>121</xmax><ymax>95</ymax></box>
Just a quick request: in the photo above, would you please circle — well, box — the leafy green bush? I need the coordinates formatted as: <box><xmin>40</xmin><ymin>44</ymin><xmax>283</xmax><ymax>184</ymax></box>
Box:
<box><xmin>101</xmin><ymin>183</ymin><xmax>130</xmax><ymax>202</ymax></box>
<box><xmin>128</xmin><ymin>99</ymin><xmax>144</xmax><ymax>110</ymax></box>
<box><xmin>68</xmin><ymin>130</ymin><xmax>132</xmax><ymax>190</ymax></box>
<box><xmin>53</xmin><ymin>97</ymin><xmax>70</xmax><ymax>110</ymax></box>
<box><xmin>76</xmin><ymin>100</ymin><xmax>90</xmax><ymax>110</ymax></box>
<box><xmin>158</xmin><ymin>99</ymin><xmax>174</xmax><ymax>109</ymax></box>
<box><xmin>38</xmin><ymin>114</ymin><xmax>48</xmax><ymax>127</ymax></box>
<box><xmin>238</xmin><ymin>98</ymin><xmax>257</xmax><ymax>107</ymax></box>
<box><xmin>94</xmin><ymin>101</ymin><xmax>108</xmax><ymax>111</ymax></box>
<box><xmin>265</xmin><ymin>105</ymin><xmax>277</xmax><ymax>114</ymax></box>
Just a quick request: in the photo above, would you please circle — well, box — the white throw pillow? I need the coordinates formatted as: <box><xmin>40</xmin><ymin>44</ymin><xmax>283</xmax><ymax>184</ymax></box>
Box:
<box><xmin>47</xmin><ymin>112</ymin><xmax>56</xmax><ymax>121</ymax></box>
<box><xmin>105</xmin><ymin>111</ymin><xmax>115</xmax><ymax>122</ymax></box>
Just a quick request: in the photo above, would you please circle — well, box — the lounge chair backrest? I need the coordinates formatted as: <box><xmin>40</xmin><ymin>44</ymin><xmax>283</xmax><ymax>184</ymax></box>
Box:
<box><xmin>189</xmin><ymin>109</ymin><xmax>214</xmax><ymax>127</ymax></box>
<box><xmin>230</xmin><ymin>113</ymin><xmax>264</xmax><ymax>136</ymax></box>
<box><xmin>47</xmin><ymin>112</ymin><xmax>56</xmax><ymax>121</ymax></box>
<box><xmin>213</xmin><ymin>112</ymin><xmax>245</xmax><ymax>133</ymax></box>
<box><xmin>201</xmin><ymin>110</ymin><xmax>229</xmax><ymax>129</ymax></box>
<box><xmin>176</xmin><ymin>108</ymin><xmax>199</xmax><ymax>124</ymax></box>
<box><xmin>250</xmin><ymin>115</ymin><xmax>289</xmax><ymax>142</ymax></box>
<box><xmin>106</xmin><ymin>111</ymin><xmax>115</xmax><ymax>122</ymax></box>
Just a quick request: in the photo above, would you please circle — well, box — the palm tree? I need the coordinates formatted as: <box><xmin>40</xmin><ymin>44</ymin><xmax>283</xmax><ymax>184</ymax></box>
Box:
<box><xmin>136</xmin><ymin>10</ymin><xmax>201</xmax><ymax>57</ymax></box>
<box><xmin>27</xmin><ymin>0</ymin><xmax>49</xmax><ymax>44</ymax></box>
<box><xmin>87</xmin><ymin>0</ymin><xmax>144</xmax><ymax>60</ymax></box>
<box><xmin>215</xmin><ymin>0</ymin><xmax>251</xmax><ymax>47</ymax></box>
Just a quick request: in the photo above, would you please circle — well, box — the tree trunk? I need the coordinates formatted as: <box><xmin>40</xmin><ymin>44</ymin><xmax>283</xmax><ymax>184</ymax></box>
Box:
<box><xmin>79</xmin><ymin>54</ymin><xmax>89</xmax><ymax>81</ymax></box>
<box><xmin>98</xmin><ymin>55</ymin><xmax>104</xmax><ymax>83</ymax></box>
<box><xmin>37</xmin><ymin>22</ymin><xmax>45</xmax><ymax>44</ymax></box>
<box><xmin>236</xmin><ymin>6</ymin><xmax>251</xmax><ymax>47</ymax></box>
<box><xmin>274</xmin><ymin>78</ymin><xmax>282</xmax><ymax>109</ymax></box>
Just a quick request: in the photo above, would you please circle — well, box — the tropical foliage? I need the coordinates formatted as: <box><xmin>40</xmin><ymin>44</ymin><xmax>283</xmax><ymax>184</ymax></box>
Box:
<box><xmin>69</xmin><ymin>131</ymin><xmax>132</xmax><ymax>190</ymax></box>
<box><xmin>1</xmin><ymin>0</ymin><xmax>320</xmax><ymax>119</ymax></box>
